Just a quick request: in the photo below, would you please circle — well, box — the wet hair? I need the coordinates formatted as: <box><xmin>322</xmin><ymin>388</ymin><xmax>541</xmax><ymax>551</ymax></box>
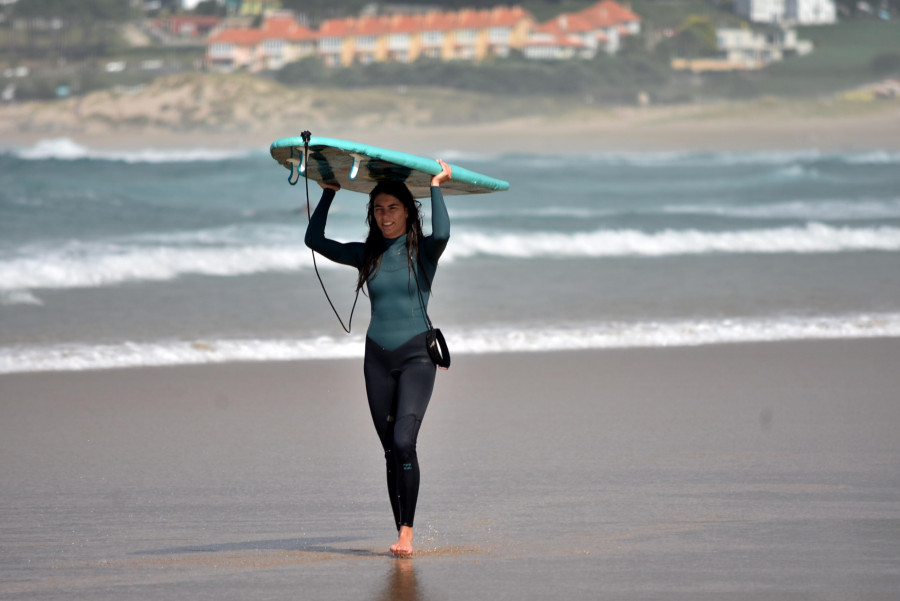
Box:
<box><xmin>357</xmin><ymin>180</ymin><xmax>425</xmax><ymax>292</ymax></box>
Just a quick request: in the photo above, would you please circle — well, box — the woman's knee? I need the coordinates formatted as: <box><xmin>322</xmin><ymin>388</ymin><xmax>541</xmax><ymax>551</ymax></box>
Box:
<box><xmin>392</xmin><ymin>414</ymin><xmax>421</xmax><ymax>458</ymax></box>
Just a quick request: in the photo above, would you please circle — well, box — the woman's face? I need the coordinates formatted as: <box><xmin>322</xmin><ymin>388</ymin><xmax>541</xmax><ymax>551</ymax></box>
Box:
<box><xmin>373</xmin><ymin>193</ymin><xmax>409</xmax><ymax>239</ymax></box>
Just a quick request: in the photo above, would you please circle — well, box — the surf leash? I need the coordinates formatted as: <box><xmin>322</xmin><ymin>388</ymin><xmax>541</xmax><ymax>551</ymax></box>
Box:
<box><xmin>301</xmin><ymin>130</ymin><xmax>360</xmax><ymax>334</ymax></box>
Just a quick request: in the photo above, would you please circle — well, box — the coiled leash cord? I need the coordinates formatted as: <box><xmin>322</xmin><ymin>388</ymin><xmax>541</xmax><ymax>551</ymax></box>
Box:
<box><xmin>300</xmin><ymin>130</ymin><xmax>360</xmax><ymax>334</ymax></box>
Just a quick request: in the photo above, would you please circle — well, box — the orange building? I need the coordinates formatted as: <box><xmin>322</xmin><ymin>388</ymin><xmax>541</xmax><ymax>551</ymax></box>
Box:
<box><xmin>317</xmin><ymin>7</ymin><xmax>535</xmax><ymax>67</ymax></box>
<box><xmin>205</xmin><ymin>2</ymin><xmax>641</xmax><ymax>71</ymax></box>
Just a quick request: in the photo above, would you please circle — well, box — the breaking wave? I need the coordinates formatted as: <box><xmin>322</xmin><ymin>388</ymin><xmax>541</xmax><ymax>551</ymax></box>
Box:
<box><xmin>2</xmin><ymin>222</ymin><xmax>898</xmax><ymax>293</ymax></box>
<box><xmin>2</xmin><ymin>313</ymin><xmax>898</xmax><ymax>374</ymax></box>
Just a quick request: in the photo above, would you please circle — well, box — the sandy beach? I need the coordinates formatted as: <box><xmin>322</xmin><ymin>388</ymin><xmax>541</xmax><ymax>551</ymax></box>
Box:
<box><xmin>2</xmin><ymin>339</ymin><xmax>899</xmax><ymax>599</ymax></box>
<box><xmin>2</xmin><ymin>74</ymin><xmax>900</xmax><ymax>155</ymax></box>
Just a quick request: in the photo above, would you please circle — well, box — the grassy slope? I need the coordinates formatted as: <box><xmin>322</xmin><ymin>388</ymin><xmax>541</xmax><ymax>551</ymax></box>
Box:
<box><xmin>743</xmin><ymin>19</ymin><xmax>900</xmax><ymax>96</ymax></box>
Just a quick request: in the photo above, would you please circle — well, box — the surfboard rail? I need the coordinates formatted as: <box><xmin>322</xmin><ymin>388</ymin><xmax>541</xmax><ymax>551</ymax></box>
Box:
<box><xmin>270</xmin><ymin>135</ymin><xmax>509</xmax><ymax>198</ymax></box>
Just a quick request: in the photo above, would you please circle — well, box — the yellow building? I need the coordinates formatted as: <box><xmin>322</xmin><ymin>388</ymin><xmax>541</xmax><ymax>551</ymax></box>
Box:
<box><xmin>239</xmin><ymin>0</ymin><xmax>281</xmax><ymax>17</ymax></box>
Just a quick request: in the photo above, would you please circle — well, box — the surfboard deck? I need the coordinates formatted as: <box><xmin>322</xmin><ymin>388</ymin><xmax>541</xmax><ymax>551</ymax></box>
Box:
<box><xmin>270</xmin><ymin>136</ymin><xmax>509</xmax><ymax>198</ymax></box>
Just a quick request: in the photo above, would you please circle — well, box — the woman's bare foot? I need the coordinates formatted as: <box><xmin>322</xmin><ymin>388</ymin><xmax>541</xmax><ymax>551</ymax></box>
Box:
<box><xmin>390</xmin><ymin>525</ymin><xmax>414</xmax><ymax>557</ymax></box>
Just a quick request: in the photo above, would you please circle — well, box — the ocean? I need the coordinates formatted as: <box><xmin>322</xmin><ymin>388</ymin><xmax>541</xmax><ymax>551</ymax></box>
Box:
<box><xmin>2</xmin><ymin>138</ymin><xmax>900</xmax><ymax>374</ymax></box>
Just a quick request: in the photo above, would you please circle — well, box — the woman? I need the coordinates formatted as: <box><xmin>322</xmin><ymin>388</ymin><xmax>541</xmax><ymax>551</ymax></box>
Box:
<box><xmin>305</xmin><ymin>160</ymin><xmax>452</xmax><ymax>557</ymax></box>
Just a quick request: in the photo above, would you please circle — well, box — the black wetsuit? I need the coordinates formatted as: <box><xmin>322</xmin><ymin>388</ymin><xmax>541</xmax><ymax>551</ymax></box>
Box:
<box><xmin>305</xmin><ymin>186</ymin><xmax>449</xmax><ymax>529</ymax></box>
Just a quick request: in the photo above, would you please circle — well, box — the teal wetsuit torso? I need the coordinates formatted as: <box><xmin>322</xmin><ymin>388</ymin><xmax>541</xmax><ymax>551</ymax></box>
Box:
<box><xmin>304</xmin><ymin>186</ymin><xmax>450</xmax><ymax>349</ymax></box>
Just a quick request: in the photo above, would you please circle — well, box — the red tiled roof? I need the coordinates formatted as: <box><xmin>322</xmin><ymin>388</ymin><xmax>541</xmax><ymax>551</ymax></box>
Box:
<box><xmin>575</xmin><ymin>0</ymin><xmax>641</xmax><ymax>27</ymax></box>
<box><xmin>261</xmin><ymin>16</ymin><xmax>316</xmax><ymax>40</ymax></box>
<box><xmin>319</xmin><ymin>18</ymin><xmax>355</xmax><ymax>37</ymax></box>
<box><xmin>489</xmin><ymin>6</ymin><xmax>532</xmax><ymax>27</ymax></box>
<box><xmin>390</xmin><ymin>14</ymin><xmax>422</xmax><ymax>34</ymax></box>
<box><xmin>208</xmin><ymin>16</ymin><xmax>315</xmax><ymax>45</ymax></box>
<box><xmin>320</xmin><ymin>7</ymin><xmax>533</xmax><ymax>37</ymax></box>
<box><xmin>420</xmin><ymin>11</ymin><xmax>457</xmax><ymax>32</ymax></box>
<box><xmin>208</xmin><ymin>28</ymin><xmax>264</xmax><ymax>45</ymax></box>
<box><xmin>536</xmin><ymin>14</ymin><xmax>596</xmax><ymax>35</ymax></box>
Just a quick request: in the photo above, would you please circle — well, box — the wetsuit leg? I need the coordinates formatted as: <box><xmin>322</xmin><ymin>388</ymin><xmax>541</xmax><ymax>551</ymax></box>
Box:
<box><xmin>364</xmin><ymin>333</ymin><xmax>436</xmax><ymax>530</ymax></box>
<box><xmin>364</xmin><ymin>337</ymin><xmax>402</xmax><ymax>530</ymax></box>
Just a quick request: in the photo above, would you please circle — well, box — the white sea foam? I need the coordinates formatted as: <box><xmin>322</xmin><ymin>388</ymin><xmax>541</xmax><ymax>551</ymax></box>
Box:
<box><xmin>0</xmin><ymin>290</ymin><xmax>43</xmax><ymax>306</ymax></box>
<box><xmin>444</xmin><ymin>223</ymin><xmax>900</xmax><ymax>260</ymax></box>
<box><xmin>843</xmin><ymin>151</ymin><xmax>900</xmax><ymax>165</ymax></box>
<box><xmin>10</xmin><ymin>137</ymin><xmax>257</xmax><ymax>163</ymax></box>
<box><xmin>0</xmin><ymin>241</ymin><xmax>318</xmax><ymax>292</ymax></box>
<box><xmin>2</xmin><ymin>313</ymin><xmax>898</xmax><ymax>374</ymax></box>
<box><xmin>454</xmin><ymin>199</ymin><xmax>900</xmax><ymax>222</ymax></box>
<box><xmin>661</xmin><ymin>199</ymin><xmax>900</xmax><ymax>221</ymax></box>
<box><xmin>2</xmin><ymin>222</ymin><xmax>898</xmax><ymax>293</ymax></box>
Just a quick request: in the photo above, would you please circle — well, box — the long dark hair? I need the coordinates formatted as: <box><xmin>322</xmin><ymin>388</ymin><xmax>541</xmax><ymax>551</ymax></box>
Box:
<box><xmin>357</xmin><ymin>180</ymin><xmax>425</xmax><ymax>292</ymax></box>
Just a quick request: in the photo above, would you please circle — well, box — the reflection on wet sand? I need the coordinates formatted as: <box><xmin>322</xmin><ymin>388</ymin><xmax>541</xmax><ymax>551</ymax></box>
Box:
<box><xmin>376</xmin><ymin>559</ymin><xmax>423</xmax><ymax>601</ymax></box>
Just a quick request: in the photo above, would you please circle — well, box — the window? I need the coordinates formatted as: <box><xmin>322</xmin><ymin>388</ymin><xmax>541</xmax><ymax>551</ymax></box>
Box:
<box><xmin>320</xmin><ymin>37</ymin><xmax>341</xmax><ymax>51</ymax></box>
<box><xmin>455</xmin><ymin>29</ymin><xmax>476</xmax><ymax>43</ymax></box>
<box><xmin>422</xmin><ymin>31</ymin><xmax>443</xmax><ymax>45</ymax></box>
<box><xmin>263</xmin><ymin>39</ymin><xmax>283</xmax><ymax>55</ymax></box>
<box><xmin>489</xmin><ymin>27</ymin><xmax>509</xmax><ymax>43</ymax></box>
<box><xmin>210</xmin><ymin>43</ymin><xmax>234</xmax><ymax>57</ymax></box>
<box><xmin>389</xmin><ymin>33</ymin><xmax>410</xmax><ymax>50</ymax></box>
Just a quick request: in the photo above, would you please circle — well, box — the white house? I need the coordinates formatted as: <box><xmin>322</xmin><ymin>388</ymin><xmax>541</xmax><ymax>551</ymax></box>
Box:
<box><xmin>673</xmin><ymin>24</ymin><xmax>813</xmax><ymax>71</ymax></box>
<box><xmin>786</xmin><ymin>0</ymin><xmax>837</xmax><ymax>24</ymax></box>
<box><xmin>522</xmin><ymin>1</ymin><xmax>640</xmax><ymax>60</ymax></box>
<box><xmin>734</xmin><ymin>0</ymin><xmax>836</xmax><ymax>24</ymax></box>
<box><xmin>734</xmin><ymin>0</ymin><xmax>787</xmax><ymax>23</ymax></box>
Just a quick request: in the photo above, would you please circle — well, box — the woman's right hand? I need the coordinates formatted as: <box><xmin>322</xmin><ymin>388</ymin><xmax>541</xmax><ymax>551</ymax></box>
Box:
<box><xmin>431</xmin><ymin>159</ymin><xmax>451</xmax><ymax>187</ymax></box>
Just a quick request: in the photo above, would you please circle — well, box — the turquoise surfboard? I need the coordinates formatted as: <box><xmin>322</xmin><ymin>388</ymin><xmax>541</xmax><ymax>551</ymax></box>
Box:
<box><xmin>270</xmin><ymin>136</ymin><xmax>510</xmax><ymax>198</ymax></box>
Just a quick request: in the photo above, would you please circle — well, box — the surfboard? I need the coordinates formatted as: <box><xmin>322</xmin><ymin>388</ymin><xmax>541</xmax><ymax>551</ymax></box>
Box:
<box><xmin>270</xmin><ymin>135</ymin><xmax>509</xmax><ymax>198</ymax></box>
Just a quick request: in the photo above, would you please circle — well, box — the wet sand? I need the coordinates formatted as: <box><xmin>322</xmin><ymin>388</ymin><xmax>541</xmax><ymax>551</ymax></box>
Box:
<box><xmin>2</xmin><ymin>339</ymin><xmax>900</xmax><ymax>599</ymax></box>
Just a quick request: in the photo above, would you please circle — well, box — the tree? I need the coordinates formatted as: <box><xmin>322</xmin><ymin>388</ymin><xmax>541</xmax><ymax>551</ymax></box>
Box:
<box><xmin>194</xmin><ymin>0</ymin><xmax>225</xmax><ymax>16</ymax></box>
<box><xmin>654</xmin><ymin>16</ymin><xmax>718</xmax><ymax>59</ymax></box>
<box><xmin>13</xmin><ymin>0</ymin><xmax>132</xmax><ymax>21</ymax></box>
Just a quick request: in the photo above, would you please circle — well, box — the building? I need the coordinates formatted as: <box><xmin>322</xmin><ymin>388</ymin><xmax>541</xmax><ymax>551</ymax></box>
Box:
<box><xmin>672</xmin><ymin>24</ymin><xmax>813</xmax><ymax>71</ymax></box>
<box><xmin>237</xmin><ymin>0</ymin><xmax>281</xmax><ymax>17</ymax></box>
<box><xmin>786</xmin><ymin>0</ymin><xmax>837</xmax><ymax>24</ymax></box>
<box><xmin>206</xmin><ymin>14</ymin><xmax>316</xmax><ymax>72</ymax></box>
<box><xmin>204</xmin><ymin>1</ymin><xmax>643</xmax><ymax>71</ymax></box>
<box><xmin>522</xmin><ymin>1</ymin><xmax>642</xmax><ymax>60</ymax></box>
<box><xmin>734</xmin><ymin>0</ymin><xmax>836</xmax><ymax>24</ymax></box>
<box><xmin>317</xmin><ymin>6</ymin><xmax>534</xmax><ymax>67</ymax></box>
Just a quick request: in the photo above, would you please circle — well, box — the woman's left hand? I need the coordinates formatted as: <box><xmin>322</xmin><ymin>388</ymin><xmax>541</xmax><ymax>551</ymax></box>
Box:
<box><xmin>431</xmin><ymin>159</ymin><xmax>451</xmax><ymax>187</ymax></box>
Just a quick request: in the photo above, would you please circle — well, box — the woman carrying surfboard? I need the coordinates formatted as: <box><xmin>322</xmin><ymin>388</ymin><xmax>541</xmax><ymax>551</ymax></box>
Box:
<box><xmin>305</xmin><ymin>160</ymin><xmax>452</xmax><ymax>557</ymax></box>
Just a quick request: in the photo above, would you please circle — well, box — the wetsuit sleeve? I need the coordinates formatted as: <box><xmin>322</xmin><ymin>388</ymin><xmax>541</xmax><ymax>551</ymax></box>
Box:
<box><xmin>304</xmin><ymin>188</ymin><xmax>364</xmax><ymax>268</ymax></box>
<box><xmin>422</xmin><ymin>185</ymin><xmax>450</xmax><ymax>262</ymax></box>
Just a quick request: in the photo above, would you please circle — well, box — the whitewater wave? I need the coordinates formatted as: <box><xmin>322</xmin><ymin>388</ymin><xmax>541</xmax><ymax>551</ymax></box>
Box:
<box><xmin>9</xmin><ymin>140</ymin><xmax>899</xmax><ymax>168</ymax></box>
<box><xmin>0</xmin><ymin>239</ymin><xmax>319</xmax><ymax>292</ymax></box>
<box><xmin>2</xmin><ymin>313</ymin><xmax>898</xmax><ymax>374</ymax></box>
<box><xmin>2</xmin><ymin>222</ymin><xmax>898</xmax><ymax>292</ymax></box>
<box><xmin>444</xmin><ymin>223</ymin><xmax>900</xmax><ymax>260</ymax></box>
<box><xmin>7</xmin><ymin>137</ymin><xmax>259</xmax><ymax>163</ymax></box>
<box><xmin>508</xmin><ymin>149</ymin><xmax>900</xmax><ymax>168</ymax></box>
<box><xmin>452</xmin><ymin>199</ymin><xmax>900</xmax><ymax>222</ymax></box>
<box><xmin>660</xmin><ymin>198</ymin><xmax>900</xmax><ymax>221</ymax></box>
